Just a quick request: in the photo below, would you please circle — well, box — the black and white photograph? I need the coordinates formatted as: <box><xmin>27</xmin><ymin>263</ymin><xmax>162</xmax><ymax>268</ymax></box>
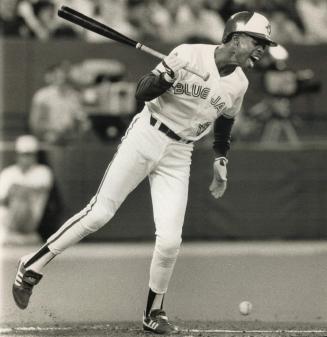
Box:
<box><xmin>0</xmin><ymin>0</ymin><xmax>326</xmax><ymax>336</ymax></box>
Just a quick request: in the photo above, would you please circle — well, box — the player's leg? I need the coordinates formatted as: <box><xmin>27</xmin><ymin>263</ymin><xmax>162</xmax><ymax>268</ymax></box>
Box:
<box><xmin>143</xmin><ymin>142</ymin><xmax>192</xmax><ymax>334</ymax></box>
<box><xmin>12</xmin><ymin>113</ymin><xmax>154</xmax><ymax>309</ymax></box>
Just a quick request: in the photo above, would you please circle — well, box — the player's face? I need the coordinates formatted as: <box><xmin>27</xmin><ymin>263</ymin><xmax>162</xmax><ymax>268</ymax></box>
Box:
<box><xmin>236</xmin><ymin>34</ymin><xmax>267</xmax><ymax>69</ymax></box>
<box><xmin>16</xmin><ymin>152</ymin><xmax>37</xmax><ymax>171</ymax></box>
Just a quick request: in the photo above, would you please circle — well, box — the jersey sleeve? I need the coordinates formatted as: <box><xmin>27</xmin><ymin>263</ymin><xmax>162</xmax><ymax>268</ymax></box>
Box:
<box><xmin>222</xmin><ymin>78</ymin><xmax>248</xmax><ymax>119</ymax></box>
<box><xmin>152</xmin><ymin>44</ymin><xmax>190</xmax><ymax>81</ymax></box>
<box><xmin>223</xmin><ymin>95</ymin><xmax>244</xmax><ymax>119</ymax></box>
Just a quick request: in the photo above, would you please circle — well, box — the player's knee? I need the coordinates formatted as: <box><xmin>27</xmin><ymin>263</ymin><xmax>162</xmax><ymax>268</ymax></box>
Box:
<box><xmin>83</xmin><ymin>195</ymin><xmax>120</xmax><ymax>233</ymax></box>
<box><xmin>155</xmin><ymin>234</ymin><xmax>182</xmax><ymax>258</ymax></box>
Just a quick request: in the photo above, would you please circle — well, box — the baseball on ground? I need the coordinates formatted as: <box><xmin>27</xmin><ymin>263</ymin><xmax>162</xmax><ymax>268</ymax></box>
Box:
<box><xmin>239</xmin><ymin>301</ymin><xmax>253</xmax><ymax>315</ymax></box>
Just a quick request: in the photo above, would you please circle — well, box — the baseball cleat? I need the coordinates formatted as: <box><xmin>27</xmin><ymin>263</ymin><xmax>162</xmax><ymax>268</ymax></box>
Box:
<box><xmin>12</xmin><ymin>258</ymin><xmax>43</xmax><ymax>309</ymax></box>
<box><xmin>143</xmin><ymin>309</ymin><xmax>179</xmax><ymax>334</ymax></box>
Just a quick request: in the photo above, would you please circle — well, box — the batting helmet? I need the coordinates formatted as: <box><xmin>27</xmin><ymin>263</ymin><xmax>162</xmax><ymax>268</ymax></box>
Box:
<box><xmin>222</xmin><ymin>11</ymin><xmax>277</xmax><ymax>46</ymax></box>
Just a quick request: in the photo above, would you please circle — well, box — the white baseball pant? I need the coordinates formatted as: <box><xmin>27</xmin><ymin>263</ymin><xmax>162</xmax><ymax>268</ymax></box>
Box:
<box><xmin>46</xmin><ymin>109</ymin><xmax>193</xmax><ymax>293</ymax></box>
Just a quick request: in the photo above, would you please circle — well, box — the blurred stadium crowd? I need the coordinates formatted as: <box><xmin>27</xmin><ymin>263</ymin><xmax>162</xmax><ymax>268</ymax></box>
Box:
<box><xmin>1</xmin><ymin>0</ymin><xmax>327</xmax><ymax>45</ymax></box>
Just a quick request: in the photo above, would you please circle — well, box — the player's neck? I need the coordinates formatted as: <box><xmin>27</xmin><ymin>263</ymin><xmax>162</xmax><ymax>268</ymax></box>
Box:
<box><xmin>214</xmin><ymin>46</ymin><xmax>238</xmax><ymax>77</ymax></box>
<box><xmin>56</xmin><ymin>83</ymin><xmax>71</xmax><ymax>94</ymax></box>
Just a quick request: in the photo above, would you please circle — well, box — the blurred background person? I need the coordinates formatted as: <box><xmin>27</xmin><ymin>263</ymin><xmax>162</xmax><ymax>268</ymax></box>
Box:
<box><xmin>35</xmin><ymin>0</ymin><xmax>80</xmax><ymax>39</ymax></box>
<box><xmin>155</xmin><ymin>0</ymin><xmax>225</xmax><ymax>44</ymax></box>
<box><xmin>55</xmin><ymin>0</ymin><xmax>94</xmax><ymax>12</ymax></box>
<box><xmin>126</xmin><ymin>0</ymin><xmax>163</xmax><ymax>41</ymax></box>
<box><xmin>18</xmin><ymin>0</ymin><xmax>80</xmax><ymax>40</ymax></box>
<box><xmin>0</xmin><ymin>135</ymin><xmax>53</xmax><ymax>246</ymax></box>
<box><xmin>296</xmin><ymin>0</ymin><xmax>327</xmax><ymax>44</ymax></box>
<box><xmin>0</xmin><ymin>0</ymin><xmax>25</xmax><ymax>37</ymax></box>
<box><xmin>17</xmin><ymin>0</ymin><xmax>52</xmax><ymax>40</ymax></box>
<box><xmin>53</xmin><ymin>0</ymin><xmax>96</xmax><ymax>39</ymax></box>
<box><xmin>269</xmin><ymin>10</ymin><xmax>304</xmax><ymax>45</ymax></box>
<box><xmin>85</xmin><ymin>0</ymin><xmax>139</xmax><ymax>42</ymax></box>
<box><xmin>217</xmin><ymin>0</ymin><xmax>257</xmax><ymax>21</ymax></box>
<box><xmin>29</xmin><ymin>61</ymin><xmax>91</xmax><ymax>145</ymax></box>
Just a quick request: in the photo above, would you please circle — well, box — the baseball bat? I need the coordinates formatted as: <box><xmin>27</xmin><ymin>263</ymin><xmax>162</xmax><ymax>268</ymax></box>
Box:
<box><xmin>57</xmin><ymin>6</ymin><xmax>210</xmax><ymax>81</ymax></box>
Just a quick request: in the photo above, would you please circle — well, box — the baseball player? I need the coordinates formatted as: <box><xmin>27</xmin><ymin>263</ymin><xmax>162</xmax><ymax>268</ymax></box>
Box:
<box><xmin>12</xmin><ymin>11</ymin><xmax>276</xmax><ymax>334</ymax></box>
<box><xmin>0</xmin><ymin>135</ymin><xmax>53</xmax><ymax>245</ymax></box>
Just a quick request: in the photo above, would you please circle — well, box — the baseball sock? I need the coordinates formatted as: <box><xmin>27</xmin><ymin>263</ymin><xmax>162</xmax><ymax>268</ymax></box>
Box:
<box><xmin>146</xmin><ymin>288</ymin><xmax>164</xmax><ymax>316</ymax></box>
<box><xmin>23</xmin><ymin>246</ymin><xmax>56</xmax><ymax>273</ymax></box>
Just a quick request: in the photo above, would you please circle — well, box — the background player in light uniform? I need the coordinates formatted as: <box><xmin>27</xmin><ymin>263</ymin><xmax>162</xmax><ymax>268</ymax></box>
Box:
<box><xmin>12</xmin><ymin>12</ymin><xmax>277</xmax><ymax>334</ymax></box>
<box><xmin>0</xmin><ymin>135</ymin><xmax>53</xmax><ymax>246</ymax></box>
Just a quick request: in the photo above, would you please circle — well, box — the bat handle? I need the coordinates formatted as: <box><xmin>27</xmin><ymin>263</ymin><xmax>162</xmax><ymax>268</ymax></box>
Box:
<box><xmin>136</xmin><ymin>44</ymin><xmax>210</xmax><ymax>82</ymax></box>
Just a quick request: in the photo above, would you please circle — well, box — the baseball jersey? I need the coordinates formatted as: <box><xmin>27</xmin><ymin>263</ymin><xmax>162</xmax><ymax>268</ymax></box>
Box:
<box><xmin>147</xmin><ymin>44</ymin><xmax>249</xmax><ymax>141</ymax></box>
<box><xmin>0</xmin><ymin>164</ymin><xmax>53</xmax><ymax>223</ymax></box>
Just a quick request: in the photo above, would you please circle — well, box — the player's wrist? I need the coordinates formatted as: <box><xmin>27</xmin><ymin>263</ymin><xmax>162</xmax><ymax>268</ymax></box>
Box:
<box><xmin>158</xmin><ymin>72</ymin><xmax>175</xmax><ymax>85</ymax></box>
<box><xmin>214</xmin><ymin>156</ymin><xmax>228</xmax><ymax>164</ymax></box>
<box><xmin>162</xmin><ymin>72</ymin><xmax>175</xmax><ymax>83</ymax></box>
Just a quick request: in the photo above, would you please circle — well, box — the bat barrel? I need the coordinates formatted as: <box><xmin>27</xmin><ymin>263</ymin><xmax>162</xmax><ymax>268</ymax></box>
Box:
<box><xmin>58</xmin><ymin>6</ymin><xmax>210</xmax><ymax>81</ymax></box>
<box><xmin>58</xmin><ymin>6</ymin><xmax>137</xmax><ymax>47</ymax></box>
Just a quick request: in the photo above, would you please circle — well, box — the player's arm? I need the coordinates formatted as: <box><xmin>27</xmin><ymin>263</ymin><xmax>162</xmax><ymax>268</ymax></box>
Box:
<box><xmin>213</xmin><ymin>115</ymin><xmax>234</xmax><ymax>158</ymax></box>
<box><xmin>135</xmin><ymin>73</ymin><xmax>174</xmax><ymax>102</ymax></box>
<box><xmin>18</xmin><ymin>0</ymin><xmax>49</xmax><ymax>40</ymax></box>
<box><xmin>209</xmin><ymin>115</ymin><xmax>235</xmax><ymax>199</ymax></box>
<box><xmin>135</xmin><ymin>54</ymin><xmax>188</xmax><ymax>102</ymax></box>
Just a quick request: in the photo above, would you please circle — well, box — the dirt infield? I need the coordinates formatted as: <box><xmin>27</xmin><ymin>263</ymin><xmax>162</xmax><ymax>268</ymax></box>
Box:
<box><xmin>1</xmin><ymin>321</ymin><xmax>327</xmax><ymax>337</ymax></box>
<box><xmin>2</xmin><ymin>242</ymin><xmax>327</xmax><ymax>337</ymax></box>
<box><xmin>2</xmin><ymin>242</ymin><xmax>327</xmax><ymax>325</ymax></box>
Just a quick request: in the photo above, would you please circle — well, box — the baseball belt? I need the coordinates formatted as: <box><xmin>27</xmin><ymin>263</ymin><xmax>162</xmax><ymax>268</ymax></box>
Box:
<box><xmin>150</xmin><ymin>115</ymin><xmax>193</xmax><ymax>144</ymax></box>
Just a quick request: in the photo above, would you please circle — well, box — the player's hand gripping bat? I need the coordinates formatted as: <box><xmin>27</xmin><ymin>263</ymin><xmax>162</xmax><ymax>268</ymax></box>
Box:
<box><xmin>57</xmin><ymin>6</ymin><xmax>210</xmax><ymax>81</ymax></box>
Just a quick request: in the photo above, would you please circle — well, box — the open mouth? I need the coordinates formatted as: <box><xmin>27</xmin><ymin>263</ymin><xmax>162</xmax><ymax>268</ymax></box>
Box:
<box><xmin>250</xmin><ymin>55</ymin><xmax>260</xmax><ymax>63</ymax></box>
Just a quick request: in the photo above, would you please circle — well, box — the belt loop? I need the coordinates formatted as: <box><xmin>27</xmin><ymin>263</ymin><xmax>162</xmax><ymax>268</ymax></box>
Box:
<box><xmin>154</xmin><ymin>119</ymin><xmax>161</xmax><ymax>129</ymax></box>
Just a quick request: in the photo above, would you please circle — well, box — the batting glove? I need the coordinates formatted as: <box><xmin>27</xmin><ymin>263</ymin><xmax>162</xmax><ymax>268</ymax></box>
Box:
<box><xmin>209</xmin><ymin>157</ymin><xmax>228</xmax><ymax>199</ymax></box>
<box><xmin>162</xmin><ymin>54</ymin><xmax>188</xmax><ymax>82</ymax></box>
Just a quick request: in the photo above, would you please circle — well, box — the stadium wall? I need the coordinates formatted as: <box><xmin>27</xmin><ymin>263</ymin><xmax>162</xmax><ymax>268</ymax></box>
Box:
<box><xmin>1</xmin><ymin>40</ymin><xmax>326</xmax><ymax>240</ymax></box>
<box><xmin>2</xmin><ymin>143</ymin><xmax>326</xmax><ymax>240</ymax></box>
